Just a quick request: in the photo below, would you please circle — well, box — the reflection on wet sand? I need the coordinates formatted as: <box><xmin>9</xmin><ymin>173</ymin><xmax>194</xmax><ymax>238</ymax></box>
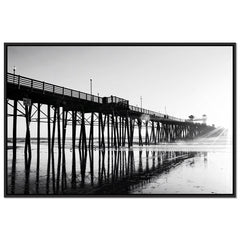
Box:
<box><xmin>9</xmin><ymin>146</ymin><xmax>199</xmax><ymax>195</ymax></box>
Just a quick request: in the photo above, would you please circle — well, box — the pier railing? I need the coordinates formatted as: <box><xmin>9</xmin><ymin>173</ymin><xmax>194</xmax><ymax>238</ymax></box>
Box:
<box><xmin>128</xmin><ymin>105</ymin><xmax>184</xmax><ymax>122</ymax></box>
<box><xmin>7</xmin><ymin>73</ymin><xmax>103</xmax><ymax>103</ymax></box>
<box><xmin>7</xmin><ymin>72</ymin><xmax>185</xmax><ymax>122</ymax></box>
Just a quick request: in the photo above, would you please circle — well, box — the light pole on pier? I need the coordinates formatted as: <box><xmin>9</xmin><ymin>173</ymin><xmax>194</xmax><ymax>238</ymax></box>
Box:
<box><xmin>90</xmin><ymin>79</ymin><xmax>93</xmax><ymax>100</ymax></box>
<box><xmin>90</xmin><ymin>79</ymin><xmax>92</xmax><ymax>95</ymax></box>
<box><xmin>140</xmin><ymin>96</ymin><xmax>142</xmax><ymax>111</ymax></box>
<box><xmin>13</xmin><ymin>66</ymin><xmax>16</xmax><ymax>84</ymax></box>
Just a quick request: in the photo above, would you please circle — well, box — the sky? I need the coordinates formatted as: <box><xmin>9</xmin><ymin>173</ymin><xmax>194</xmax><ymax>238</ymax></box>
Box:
<box><xmin>7</xmin><ymin>46</ymin><xmax>233</xmax><ymax>129</ymax></box>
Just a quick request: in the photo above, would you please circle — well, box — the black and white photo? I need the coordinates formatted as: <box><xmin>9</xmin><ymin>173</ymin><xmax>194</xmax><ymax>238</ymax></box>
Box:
<box><xmin>4</xmin><ymin>43</ymin><xmax>236</xmax><ymax>197</ymax></box>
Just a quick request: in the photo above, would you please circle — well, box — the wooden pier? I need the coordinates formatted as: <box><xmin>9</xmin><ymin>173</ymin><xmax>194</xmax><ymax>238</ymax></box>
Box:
<box><xmin>6</xmin><ymin>72</ymin><xmax>218</xmax><ymax>194</ymax></box>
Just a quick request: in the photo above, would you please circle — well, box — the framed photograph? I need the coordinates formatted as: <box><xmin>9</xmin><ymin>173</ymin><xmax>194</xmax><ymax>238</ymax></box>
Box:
<box><xmin>4</xmin><ymin>43</ymin><xmax>236</xmax><ymax>197</ymax></box>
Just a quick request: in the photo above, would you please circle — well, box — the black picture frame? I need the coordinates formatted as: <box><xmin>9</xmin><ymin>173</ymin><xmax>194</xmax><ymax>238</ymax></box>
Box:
<box><xmin>4</xmin><ymin>42</ymin><xmax>237</xmax><ymax>198</ymax></box>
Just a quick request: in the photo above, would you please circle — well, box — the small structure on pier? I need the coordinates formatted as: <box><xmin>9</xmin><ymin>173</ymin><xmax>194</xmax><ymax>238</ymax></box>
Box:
<box><xmin>187</xmin><ymin>114</ymin><xmax>207</xmax><ymax>125</ymax></box>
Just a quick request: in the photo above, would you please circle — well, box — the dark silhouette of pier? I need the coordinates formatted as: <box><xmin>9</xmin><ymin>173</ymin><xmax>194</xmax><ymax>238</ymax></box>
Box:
<box><xmin>6</xmin><ymin>72</ymin><xmax>221</xmax><ymax>195</ymax></box>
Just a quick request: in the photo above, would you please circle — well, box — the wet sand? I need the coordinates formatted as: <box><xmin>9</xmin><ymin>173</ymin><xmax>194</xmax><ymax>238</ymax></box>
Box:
<box><xmin>7</xmin><ymin>134</ymin><xmax>232</xmax><ymax>195</ymax></box>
